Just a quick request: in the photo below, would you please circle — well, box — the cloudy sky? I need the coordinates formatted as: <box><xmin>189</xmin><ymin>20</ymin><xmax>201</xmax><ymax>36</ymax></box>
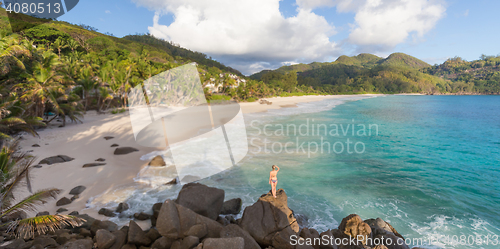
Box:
<box><xmin>59</xmin><ymin>0</ymin><xmax>499</xmax><ymax>75</ymax></box>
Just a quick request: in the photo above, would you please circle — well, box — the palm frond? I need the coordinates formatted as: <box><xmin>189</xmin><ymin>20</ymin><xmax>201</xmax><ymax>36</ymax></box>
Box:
<box><xmin>7</xmin><ymin>215</ymin><xmax>86</xmax><ymax>239</ymax></box>
<box><xmin>1</xmin><ymin>189</ymin><xmax>60</xmax><ymax>218</ymax></box>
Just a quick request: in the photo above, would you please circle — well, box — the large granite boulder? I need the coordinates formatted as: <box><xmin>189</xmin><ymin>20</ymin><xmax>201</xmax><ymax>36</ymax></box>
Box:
<box><xmin>239</xmin><ymin>189</ymin><xmax>299</xmax><ymax>249</ymax></box>
<box><xmin>203</xmin><ymin>237</ymin><xmax>245</xmax><ymax>249</ymax></box>
<box><xmin>96</xmin><ymin>229</ymin><xmax>116</xmax><ymax>249</ymax></box>
<box><xmin>128</xmin><ymin>220</ymin><xmax>151</xmax><ymax>246</ymax></box>
<box><xmin>156</xmin><ymin>200</ymin><xmax>223</xmax><ymax>240</ymax></box>
<box><xmin>57</xmin><ymin>238</ymin><xmax>93</xmax><ymax>249</ymax></box>
<box><xmin>220</xmin><ymin>224</ymin><xmax>260</xmax><ymax>249</ymax></box>
<box><xmin>300</xmin><ymin>228</ymin><xmax>321</xmax><ymax>249</ymax></box>
<box><xmin>175</xmin><ymin>183</ymin><xmax>225</xmax><ymax>220</ymax></box>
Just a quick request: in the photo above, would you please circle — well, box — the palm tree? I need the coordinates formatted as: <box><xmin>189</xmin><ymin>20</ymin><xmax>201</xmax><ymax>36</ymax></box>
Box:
<box><xmin>0</xmin><ymin>34</ymin><xmax>31</xmax><ymax>75</ymax></box>
<box><xmin>17</xmin><ymin>51</ymin><xmax>63</xmax><ymax>118</ymax></box>
<box><xmin>51</xmin><ymin>38</ymin><xmax>67</xmax><ymax>58</ymax></box>
<box><xmin>66</xmin><ymin>39</ymin><xmax>80</xmax><ymax>53</ymax></box>
<box><xmin>50</xmin><ymin>91</ymin><xmax>84</xmax><ymax>127</ymax></box>
<box><xmin>0</xmin><ymin>140</ymin><xmax>84</xmax><ymax>239</ymax></box>
<box><xmin>76</xmin><ymin>67</ymin><xmax>97</xmax><ymax>112</ymax></box>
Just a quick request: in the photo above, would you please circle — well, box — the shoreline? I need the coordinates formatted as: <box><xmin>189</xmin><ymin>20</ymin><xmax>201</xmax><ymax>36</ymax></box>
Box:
<box><xmin>18</xmin><ymin>94</ymin><xmax>377</xmax><ymax>219</ymax></box>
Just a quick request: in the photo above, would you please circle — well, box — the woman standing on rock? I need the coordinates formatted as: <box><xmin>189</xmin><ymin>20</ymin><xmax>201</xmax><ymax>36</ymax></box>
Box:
<box><xmin>269</xmin><ymin>165</ymin><xmax>280</xmax><ymax>198</ymax></box>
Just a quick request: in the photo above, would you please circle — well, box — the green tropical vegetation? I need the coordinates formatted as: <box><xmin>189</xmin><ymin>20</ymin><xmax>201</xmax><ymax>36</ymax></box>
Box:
<box><xmin>0</xmin><ymin>140</ymin><xmax>84</xmax><ymax>239</ymax></box>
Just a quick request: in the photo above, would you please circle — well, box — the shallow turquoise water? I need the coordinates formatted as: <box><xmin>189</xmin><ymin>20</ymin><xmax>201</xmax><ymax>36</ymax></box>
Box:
<box><xmin>100</xmin><ymin>95</ymin><xmax>500</xmax><ymax>249</ymax></box>
<box><xmin>219</xmin><ymin>95</ymin><xmax>500</xmax><ymax>249</ymax></box>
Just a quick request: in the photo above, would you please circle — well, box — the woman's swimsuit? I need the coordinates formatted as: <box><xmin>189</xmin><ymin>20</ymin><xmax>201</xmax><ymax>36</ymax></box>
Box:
<box><xmin>271</xmin><ymin>179</ymin><xmax>277</xmax><ymax>183</ymax></box>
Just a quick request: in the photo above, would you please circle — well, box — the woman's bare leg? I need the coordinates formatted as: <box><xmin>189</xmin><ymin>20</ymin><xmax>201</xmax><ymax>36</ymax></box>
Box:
<box><xmin>272</xmin><ymin>181</ymin><xmax>277</xmax><ymax>198</ymax></box>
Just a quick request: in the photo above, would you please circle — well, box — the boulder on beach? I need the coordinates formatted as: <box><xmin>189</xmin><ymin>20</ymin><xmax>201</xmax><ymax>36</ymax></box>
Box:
<box><xmin>338</xmin><ymin>214</ymin><xmax>372</xmax><ymax>246</ymax></box>
<box><xmin>69</xmin><ymin>185</ymin><xmax>86</xmax><ymax>195</ymax></box>
<box><xmin>96</xmin><ymin>229</ymin><xmax>116</xmax><ymax>249</ymax></box>
<box><xmin>220</xmin><ymin>224</ymin><xmax>261</xmax><ymax>249</ymax></box>
<box><xmin>116</xmin><ymin>202</ymin><xmax>129</xmax><ymax>213</ymax></box>
<box><xmin>95</xmin><ymin>158</ymin><xmax>106</xmax><ymax>162</ymax></box>
<box><xmin>39</xmin><ymin>155</ymin><xmax>74</xmax><ymax>165</ymax></box>
<box><xmin>149</xmin><ymin>155</ymin><xmax>166</xmax><ymax>167</ymax></box>
<box><xmin>239</xmin><ymin>189</ymin><xmax>299</xmax><ymax>249</ymax></box>
<box><xmin>98</xmin><ymin>208</ymin><xmax>117</xmax><ymax>217</ymax></box>
<box><xmin>114</xmin><ymin>147</ymin><xmax>139</xmax><ymax>155</ymax></box>
<box><xmin>56</xmin><ymin>197</ymin><xmax>72</xmax><ymax>206</ymax></box>
<box><xmin>32</xmin><ymin>144</ymin><xmax>40</xmax><ymax>147</ymax></box>
<box><xmin>220</xmin><ymin>198</ymin><xmax>242</xmax><ymax>215</ymax></box>
<box><xmin>82</xmin><ymin>162</ymin><xmax>106</xmax><ymax>168</ymax></box>
<box><xmin>128</xmin><ymin>220</ymin><xmax>151</xmax><ymax>246</ymax></box>
<box><xmin>104</xmin><ymin>136</ymin><xmax>114</xmax><ymax>140</ymax></box>
<box><xmin>176</xmin><ymin>183</ymin><xmax>225</xmax><ymax>220</ymax></box>
<box><xmin>110</xmin><ymin>144</ymin><xmax>119</xmax><ymax>147</ymax></box>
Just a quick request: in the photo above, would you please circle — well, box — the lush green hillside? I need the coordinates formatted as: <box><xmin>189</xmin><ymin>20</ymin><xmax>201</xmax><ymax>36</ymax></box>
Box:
<box><xmin>252</xmin><ymin>52</ymin><xmax>500</xmax><ymax>94</ymax></box>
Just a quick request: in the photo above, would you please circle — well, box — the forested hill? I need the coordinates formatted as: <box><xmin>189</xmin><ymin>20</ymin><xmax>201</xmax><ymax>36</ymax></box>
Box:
<box><xmin>251</xmin><ymin>52</ymin><xmax>500</xmax><ymax>94</ymax></box>
<box><xmin>123</xmin><ymin>34</ymin><xmax>242</xmax><ymax>76</ymax></box>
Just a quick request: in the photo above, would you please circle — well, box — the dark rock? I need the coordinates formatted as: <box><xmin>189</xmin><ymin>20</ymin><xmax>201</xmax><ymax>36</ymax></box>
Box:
<box><xmin>300</xmin><ymin>228</ymin><xmax>320</xmax><ymax>249</ymax></box>
<box><xmin>99</xmin><ymin>208</ymin><xmax>117</xmax><ymax>217</ymax></box>
<box><xmin>32</xmin><ymin>236</ymin><xmax>57</xmax><ymax>248</ymax></box>
<box><xmin>220</xmin><ymin>224</ymin><xmax>260</xmax><ymax>249</ymax></box>
<box><xmin>184</xmin><ymin>224</ymin><xmax>207</xmax><ymax>239</ymax></box>
<box><xmin>96</xmin><ymin>229</ymin><xmax>116</xmax><ymax>249</ymax></box>
<box><xmin>82</xmin><ymin>163</ymin><xmax>106</xmax><ymax>168</ymax></box>
<box><xmin>56</xmin><ymin>197</ymin><xmax>72</xmax><ymax>206</ymax></box>
<box><xmin>57</xmin><ymin>238</ymin><xmax>93</xmax><ymax>249</ymax></box>
<box><xmin>165</xmin><ymin>178</ymin><xmax>178</xmax><ymax>185</ymax></box>
<box><xmin>96</xmin><ymin>158</ymin><xmax>106</xmax><ymax>162</ymax></box>
<box><xmin>151</xmin><ymin>203</ymin><xmax>162</xmax><ymax>227</ymax></box>
<box><xmin>0</xmin><ymin>211</ymin><xmax>26</xmax><ymax>223</ymax></box>
<box><xmin>79</xmin><ymin>228</ymin><xmax>92</xmax><ymax>237</ymax></box>
<box><xmin>176</xmin><ymin>183</ymin><xmax>225</xmax><ymax>220</ymax></box>
<box><xmin>128</xmin><ymin>220</ymin><xmax>151</xmax><ymax>246</ymax></box>
<box><xmin>0</xmin><ymin>238</ymin><xmax>25</xmax><ymax>249</ymax></box>
<box><xmin>338</xmin><ymin>214</ymin><xmax>371</xmax><ymax>246</ymax></box>
<box><xmin>120</xmin><ymin>226</ymin><xmax>129</xmax><ymax>235</ymax></box>
<box><xmin>133</xmin><ymin>212</ymin><xmax>151</xmax><ymax>221</ymax></box>
<box><xmin>32</xmin><ymin>144</ymin><xmax>40</xmax><ymax>147</ymax></box>
<box><xmin>145</xmin><ymin>228</ymin><xmax>161</xmax><ymax>242</ymax></box>
<box><xmin>226</xmin><ymin>215</ymin><xmax>237</xmax><ymax>224</ymax></box>
<box><xmin>114</xmin><ymin>147</ymin><xmax>139</xmax><ymax>155</ymax></box>
<box><xmin>56</xmin><ymin>208</ymin><xmax>68</xmax><ymax>213</ymax></box>
<box><xmin>116</xmin><ymin>203</ymin><xmax>130</xmax><ymax>213</ymax></box>
<box><xmin>148</xmin><ymin>156</ymin><xmax>166</xmax><ymax>167</ymax></box>
<box><xmin>90</xmin><ymin>220</ymin><xmax>118</xmax><ymax>236</ymax></box>
<box><xmin>104</xmin><ymin>136</ymin><xmax>114</xmax><ymax>140</ymax></box>
<box><xmin>109</xmin><ymin>230</ymin><xmax>127</xmax><ymax>249</ymax></box>
<box><xmin>203</xmin><ymin>237</ymin><xmax>244</xmax><ymax>249</ymax></box>
<box><xmin>180</xmin><ymin>236</ymin><xmax>199</xmax><ymax>249</ymax></box>
<box><xmin>33</xmin><ymin>165</ymin><xmax>43</xmax><ymax>168</ymax></box>
<box><xmin>30</xmin><ymin>244</ymin><xmax>44</xmax><ymax>249</ymax></box>
<box><xmin>364</xmin><ymin>218</ymin><xmax>404</xmax><ymax>240</ymax></box>
<box><xmin>121</xmin><ymin>245</ymin><xmax>137</xmax><ymax>249</ymax></box>
<box><xmin>221</xmin><ymin>198</ymin><xmax>242</xmax><ymax>215</ymax></box>
<box><xmin>68</xmin><ymin>211</ymin><xmax>79</xmax><ymax>215</ymax></box>
<box><xmin>216</xmin><ymin>216</ymin><xmax>229</xmax><ymax>226</ymax></box>
<box><xmin>39</xmin><ymin>155</ymin><xmax>74</xmax><ymax>165</ymax></box>
<box><xmin>156</xmin><ymin>200</ymin><xmax>222</xmax><ymax>240</ymax></box>
<box><xmin>318</xmin><ymin>230</ymin><xmax>337</xmax><ymax>249</ymax></box>
<box><xmin>70</xmin><ymin>195</ymin><xmax>79</xmax><ymax>201</ymax></box>
<box><xmin>74</xmin><ymin>214</ymin><xmax>96</xmax><ymax>231</ymax></box>
<box><xmin>110</xmin><ymin>144</ymin><xmax>119</xmax><ymax>147</ymax></box>
<box><xmin>239</xmin><ymin>189</ymin><xmax>299</xmax><ymax>249</ymax></box>
<box><xmin>36</xmin><ymin>211</ymin><xmax>49</xmax><ymax>217</ymax></box>
<box><xmin>150</xmin><ymin>237</ymin><xmax>173</xmax><ymax>249</ymax></box>
<box><xmin>55</xmin><ymin>232</ymin><xmax>72</xmax><ymax>245</ymax></box>
<box><xmin>69</xmin><ymin>186</ymin><xmax>86</xmax><ymax>195</ymax></box>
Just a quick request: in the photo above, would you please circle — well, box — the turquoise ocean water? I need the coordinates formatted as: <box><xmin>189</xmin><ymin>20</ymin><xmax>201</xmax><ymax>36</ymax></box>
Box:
<box><xmin>95</xmin><ymin>95</ymin><xmax>500</xmax><ymax>249</ymax></box>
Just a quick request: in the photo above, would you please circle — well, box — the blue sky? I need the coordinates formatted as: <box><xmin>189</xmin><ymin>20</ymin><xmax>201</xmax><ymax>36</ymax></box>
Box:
<box><xmin>57</xmin><ymin>0</ymin><xmax>499</xmax><ymax>75</ymax></box>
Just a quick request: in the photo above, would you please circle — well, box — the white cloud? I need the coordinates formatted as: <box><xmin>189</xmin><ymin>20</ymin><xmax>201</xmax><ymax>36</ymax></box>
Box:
<box><xmin>132</xmin><ymin>0</ymin><xmax>446</xmax><ymax>75</ymax></box>
<box><xmin>347</xmin><ymin>0</ymin><xmax>446</xmax><ymax>50</ymax></box>
<box><xmin>132</xmin><ymin>0</ymin><xmax>339</xmax><ymax>75</ymax></box>
<box><xmin>105</xmin><ymin>10</ymin><xmax>111</xmax><ymax>14</ymax></box>
<box><xmin>463</xmin><ymin>9</ymin><xmax>469</xmax><ymax>17</ymax></box>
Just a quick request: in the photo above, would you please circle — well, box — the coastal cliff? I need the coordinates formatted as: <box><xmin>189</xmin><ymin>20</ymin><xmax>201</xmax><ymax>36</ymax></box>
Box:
<box><xmin>0</xmin><ymin>183</ymin><xmax>419</xmax><ymax>249</ymax></box>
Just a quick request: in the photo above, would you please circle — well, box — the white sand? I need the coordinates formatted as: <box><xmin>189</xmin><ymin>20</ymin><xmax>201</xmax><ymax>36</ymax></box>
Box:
<box><xmin>17</xmin><ymin>94</ymin><xmax>379</xmax><ymax>219</ymax></box>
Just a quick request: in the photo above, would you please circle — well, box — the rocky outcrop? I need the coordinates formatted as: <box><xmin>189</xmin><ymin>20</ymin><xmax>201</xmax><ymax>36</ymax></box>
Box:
<box><xmin>239</xmin><ymin>189</ymin><xmax>299</xmax><ymax>249</ymax></box>
<box><xmin>69</xmin><ymin>186</ymin><xmax>86</xmax><ymax>195</ymax></box>
<box><xmin>176</xmin><ymin>183</ymin><xmax>225</xmax><ymax>220</ymax></box>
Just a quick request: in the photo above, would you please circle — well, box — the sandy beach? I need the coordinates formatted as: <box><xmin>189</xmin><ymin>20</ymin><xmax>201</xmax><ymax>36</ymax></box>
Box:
<box><xmin>17</xmin><ymin>94</ymin><xmax>378</xmax><ymax>219</ymax></box>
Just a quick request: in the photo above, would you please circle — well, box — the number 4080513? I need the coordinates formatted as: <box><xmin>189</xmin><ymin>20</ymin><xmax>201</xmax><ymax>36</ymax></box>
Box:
<box><xmin>5</xmin><ymin>2</ymin><xmax>61</xmax><ymax>14</ymax></box>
